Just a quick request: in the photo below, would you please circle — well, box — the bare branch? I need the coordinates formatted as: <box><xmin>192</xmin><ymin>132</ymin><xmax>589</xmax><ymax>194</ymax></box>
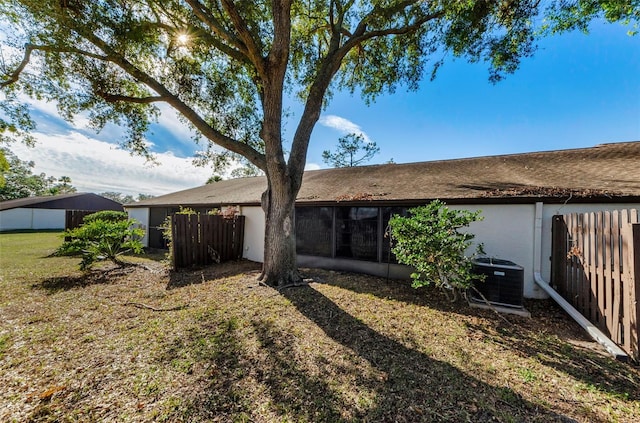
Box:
<box><xmin>343</xmin><ymin>8</ymin><xmax>445</xmax><ymax>55</ymax></box>
<box><xmin>0</xmin><ymin>44</ymin><xmax>33</xmax><ymax>88</ymax></box>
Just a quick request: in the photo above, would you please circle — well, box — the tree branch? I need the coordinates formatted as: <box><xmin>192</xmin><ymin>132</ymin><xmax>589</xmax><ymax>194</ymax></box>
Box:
<box><xmin>0</xmin><ymin>43</ymin><xmax>108</xmax><ymax>88</ymax></box>
<box><xmin>184</xmin><ymin>0</ymin><xmax>251</xmax><ymax>59</ymax></box>
<box><xmin>97</xmin><ymin>92</ymin><xmax>167</xmax><ymax>104</ymax></box>
<box><xmin>346</xmin><ymin>5</ymin><xmax>445</xmax><ymax>50</ymax></box>
<box><xmin>289</xmin><ymin>2</ymin><xmax>443</xmax><ymax>179</ymax></box>
<box><xmin>66</xmin><ymin>24</ymin><xmax>266</xmax><ymax>170</ymax></box>
<box><xmin>219</xmin><ymin>0</ymin><xmax>266</xmax><ymax>77</ymax></box>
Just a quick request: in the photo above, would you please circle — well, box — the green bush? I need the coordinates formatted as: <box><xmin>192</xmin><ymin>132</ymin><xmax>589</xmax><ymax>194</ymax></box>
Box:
<box><xmin>56</xmin><ymin>210</ymin><xmax>144</xmax><ymax>270</ymax></box>
<box><xmin>388</xmin><ymin>200</ymin><xmax>484</xmax><ymax>300</ymax></box>
<box><xmin>83</xmin><ymin>210</ymin><xmax>128</xmax><ymax>223</ymax></box>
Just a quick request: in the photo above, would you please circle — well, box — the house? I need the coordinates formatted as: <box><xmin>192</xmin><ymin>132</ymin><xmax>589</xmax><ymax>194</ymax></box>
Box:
<box><xmin>125</xmin><ymin>141</ymin><xmax>640</xmax><ymax>300</ymax></box>
<box><xmin>0</xmin><ymin>193</ymin><xmax>124</xmax><ymax>232</ymax></box>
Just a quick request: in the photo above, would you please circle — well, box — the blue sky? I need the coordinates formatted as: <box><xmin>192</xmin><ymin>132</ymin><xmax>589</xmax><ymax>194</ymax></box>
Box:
<box><xmin>306</xmin><ymin>21</ymin><xmax>639</xmax><ymax>164</ymax></box>
<box><xmin>8</xmin><ymin>19</ymin><xmax>639</xmax><ymax>196</ymax></box>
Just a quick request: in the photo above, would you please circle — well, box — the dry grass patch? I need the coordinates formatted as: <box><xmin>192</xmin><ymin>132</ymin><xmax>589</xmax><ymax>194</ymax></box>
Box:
<box><xmin>1</xmin><ymin>232</ymin><xmax>639</xmax><ymax>422</ymax></box>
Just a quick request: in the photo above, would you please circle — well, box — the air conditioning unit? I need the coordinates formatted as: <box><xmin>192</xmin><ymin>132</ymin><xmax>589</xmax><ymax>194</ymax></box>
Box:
<box><xmin>470</xmin><ymin>258</ymin><xmax>524</xmax><ymax>308</ymax></box>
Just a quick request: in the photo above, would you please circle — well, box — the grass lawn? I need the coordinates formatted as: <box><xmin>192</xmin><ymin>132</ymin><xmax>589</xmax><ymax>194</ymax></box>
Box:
<box><xmin>1</xmin><ymin>231</ymin><xmax>639</xmax><ymax>422</ymax></box>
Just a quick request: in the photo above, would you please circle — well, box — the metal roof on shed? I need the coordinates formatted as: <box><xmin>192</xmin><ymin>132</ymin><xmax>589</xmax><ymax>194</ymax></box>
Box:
<box><xmin>0</xmin><ymin>193</ymin><xmax>124</xmax><ymax>212</ymax></box>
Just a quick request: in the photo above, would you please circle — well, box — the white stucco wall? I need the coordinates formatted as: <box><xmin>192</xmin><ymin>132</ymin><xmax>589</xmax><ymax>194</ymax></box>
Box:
<box><xmin>0</xmin><ymin>208</ymin><xmax>65</xmax><ymax>231</ymax></box>
<box><xmin>127</xmin><ymin>207</ymin><xmax>150</xmax><ymax>247</ymax></box>
<box><xmin>454</xmin><ymin>204</ymin><xmax>543</xmax><ymax>299</ymax></box>
<box><xmin>240</xmin><ymin>206</ymin><xmax>265</xmax><ymax>262</ymax></box>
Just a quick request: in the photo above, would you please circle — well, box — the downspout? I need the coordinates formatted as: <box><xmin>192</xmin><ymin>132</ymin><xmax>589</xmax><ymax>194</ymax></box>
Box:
<box><xmin>533</xmin><ymin>202</ymin><xmax>628</xmax><ymax>361</ymax></box>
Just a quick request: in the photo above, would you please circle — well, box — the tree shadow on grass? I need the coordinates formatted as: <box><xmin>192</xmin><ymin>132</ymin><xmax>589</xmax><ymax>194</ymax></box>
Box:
<box><xmin>166</xmin><ymin>260</ymin><xmax>261</xmax><ymax>290</ymax></box>
<box><xmin>155</xmin><ymin>280</ymin><xmax>580</xmax><ymax>422</ymax></box>
<box><xmin>32</xmin><ymin>267</ymin><xmax>128</xmax><ymax>294</ymax></box>
<box><xmin>306</xmin><ymin>269</ymin><xmax>640</xmax><ymax>404</ymax></box>
<box><xmin>159</xmin><ymin>311</ymin><xmax>345</xmax><ymax>422</ymax></box>
<box><xmin>301</xmin><ymin>268</ymin><xmax>469</xmax><ymax>315</ymax></box>
<box><xmin>465</xmin><ymin>316</ymin><xmax>640</xmax><ymax>401</ymax></box>
<box><xmin>249</xmin><ymin>319</ymin><xmax>349</xmax><ymax>421</ymax></box>
<box><xmin>281</xmin><ymin>286</ymin><xmax>577</xmax><ymax>422</ymax></box>
<box><xmin>159</xmin><ymin>314</ymin><xmax>256</xmax><ymax>421</ymax></box>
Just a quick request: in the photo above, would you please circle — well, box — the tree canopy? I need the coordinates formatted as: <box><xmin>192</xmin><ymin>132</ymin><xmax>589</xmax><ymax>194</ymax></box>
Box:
<box><xmin>99</xmin><ymin>191</ymin><xmax>155</xmax><ymax>204</ymax></box>
<box><xmin>322</xmin><ymin>133</ymin><xmax>380</xmax><ymax>167</ymax></box>
<box><xmin>0</xmin><ymin>148</ymin><xmax>77</xmax><ymax>200</ymax></box>
<box><xmin>1</xmin><ymin>0</ymin><xmax>636</xmax><ymax>284</ymax></box>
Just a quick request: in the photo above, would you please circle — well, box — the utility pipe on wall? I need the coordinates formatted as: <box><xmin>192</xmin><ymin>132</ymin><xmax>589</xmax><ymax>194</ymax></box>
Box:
<box><xmin>533</xmin><ymin>202</ymin><xmax>628</xmax><ymax>361</ymax></box>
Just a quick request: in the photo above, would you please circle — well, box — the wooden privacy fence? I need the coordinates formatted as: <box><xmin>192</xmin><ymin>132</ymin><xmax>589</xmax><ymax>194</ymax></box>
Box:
<box><xmin>65</xmin><ymin>210</ymin><xmax>96</xmax><ymax>231</ymax></box>
<box><xmin>171</xmin><ymin>214</ymin><xmax>245</xmax><ymax>269</ymax></box>
<box><xmin>551</xmin><ymin>210</ymin><xmax>640</xmax><ymax>360</ymax></box>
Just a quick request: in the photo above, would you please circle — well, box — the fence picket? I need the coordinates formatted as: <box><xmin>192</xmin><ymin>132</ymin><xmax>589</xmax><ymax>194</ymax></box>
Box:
<box><xmin>611</xmin><ymin>211</ymin><xmax>622</xmax><ymax>345</ymax></box>
<box><xmin>595</xmin><ymin>211</ymin><xmax>605</xmax><ymax>330</ymax></box>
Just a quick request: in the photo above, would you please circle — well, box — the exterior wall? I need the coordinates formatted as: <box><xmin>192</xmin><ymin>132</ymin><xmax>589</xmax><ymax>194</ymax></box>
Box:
<box><xmin>123</xmin><ymin>201</ymin><xmax>639</xmax><ymax>302</ymax></box>
<box><xmin>239</xmin><ymin>206</ymin><xmax>265</xmax><ymax>262</ymax></box>
<box><xmin>454</xmin><ymin>204</ymin><xmax>542</xmax><ymax>299</ymax></box>
<box><xmin>127</xmin><ymin>207</ymin><xmax>150</xmax><ymax>248</ymax></box>
<box><xmin>0</xmin><ymin>208</ymin><xmax>65</xmax><ymax>231</ymax></box>
<box><xmin>32</xmin><ymin>209</ymin><xmax>66</xmax><ymax>229</ymax></box>
<box><xmin>1</xmin><ymin>209</ymin><xmax>31</xmax><ymax>231</ymax></box>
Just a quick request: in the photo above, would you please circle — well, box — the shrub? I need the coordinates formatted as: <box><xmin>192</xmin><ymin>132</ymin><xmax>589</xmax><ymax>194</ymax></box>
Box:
<box><xmin>388</xmin><ymin>200</ymin><xmax>484</xmax><ymax>300</ymax></box>
<box><xmin>56</xmin><ymin>210</ymin><xmax>144</xmax><ymax>270</ymax></box>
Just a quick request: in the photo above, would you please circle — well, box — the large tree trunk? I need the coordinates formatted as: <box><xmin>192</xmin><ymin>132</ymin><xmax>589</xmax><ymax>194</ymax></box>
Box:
<box><xmin>259</xmin><ymin>177</ymin><xmax>302</xmax><ymax>287</ymax></box>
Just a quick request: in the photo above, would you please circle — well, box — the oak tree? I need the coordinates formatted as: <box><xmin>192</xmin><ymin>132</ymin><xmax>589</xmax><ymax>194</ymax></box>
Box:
<box><xmin>1</xmin><ymin>1</ymin><xmax>636</xmax><ymax>286</ymax></box>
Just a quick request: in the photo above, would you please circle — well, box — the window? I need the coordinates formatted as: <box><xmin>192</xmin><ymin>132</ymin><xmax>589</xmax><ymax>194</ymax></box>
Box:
<box><xmin>295</xmin><ymin>207</ymin><xmax>333</xmax><ymax>257</ymax></box>
<box><xmin>336</xmin><ymin>207</ymin><xmax>379</xmax><ymax>261</ymax></box>
<box><xmin>381</xmin><ymin>207</ymin><xmax>408</xmax><ymax>263</ymax></box>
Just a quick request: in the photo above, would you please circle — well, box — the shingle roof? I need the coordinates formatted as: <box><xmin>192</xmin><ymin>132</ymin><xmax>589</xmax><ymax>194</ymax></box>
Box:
<box><xmin>0</xmin><ymin>193</ymin><xmax>124</xmax><ymax>211</ymax></box>
<box><xmin>128</xmin><ymin>141</ymin><xmax>640</xmax><ymax>208</ymax></box>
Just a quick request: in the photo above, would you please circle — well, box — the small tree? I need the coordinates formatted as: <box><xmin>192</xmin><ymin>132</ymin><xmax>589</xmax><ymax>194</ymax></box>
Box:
<box><xmin>322</xmin><ymin>133</ymin><xmax>380</xmax><ymax>168</ymax></box>
<box><xmin>388</xmin><ymin>200</ymin><xmax>484</xmax><ymax>301</ymax></box>
<box><xmin>56</xmin><ymin>211</ymin><xmax>144</xmax><ymax>270</ymax></box>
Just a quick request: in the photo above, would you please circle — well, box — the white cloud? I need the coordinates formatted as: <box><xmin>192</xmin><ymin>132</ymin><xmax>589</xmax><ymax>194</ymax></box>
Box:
<box><xmin>304</xmin><ymin>162</ymin><xmax>321</xmax><ymax>171</ymax></box>
<box><xmin>19</xmin><ymin>94</ymin><xmax>199</xmax><ymax>149</ymax></box>
<box><xmin>10</xmin><ymin>131</ymin><xmax>212</xmax><ymax>197</ymax></box>
<box><xmin>319</xmin><ymin>114</ymin><xmax>372</xmax><ymax>143</ymax></box>
<box><xmin>155</xmin><ymin>103</ymin><xmax>200</xmax><ymax>146</ymax></box>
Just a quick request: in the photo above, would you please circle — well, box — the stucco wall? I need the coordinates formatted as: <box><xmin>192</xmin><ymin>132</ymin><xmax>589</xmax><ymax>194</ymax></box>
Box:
<box><xmin>127</xmin><ymin>208</ymin><xmax>150</xmax><ymax>247</ymax></box>
<box><xmin>454</xmin><ymin>204</ymin><xmax>543</xmax><ymax>299</ymax></box>
<box><xmin>240</xmin><ymin>206</ymin><xmax>265</xmax><ymax>262</ymax></box>
<box><xmin>0</xmin><ymin>208</ymin><xmax>65</xmax><ymax>231</ymax></box>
